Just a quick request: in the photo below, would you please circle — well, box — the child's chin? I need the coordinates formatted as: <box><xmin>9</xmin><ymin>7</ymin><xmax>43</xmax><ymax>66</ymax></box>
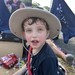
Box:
<box><xmin>31</xmin><ymin>45</ymin><xmax>39</xmax><ymax>49</ymax></box>
<box><xmin>32</xmin><ymin>46</ymin><xmax>38</xmax><ymax>49</ymax></box>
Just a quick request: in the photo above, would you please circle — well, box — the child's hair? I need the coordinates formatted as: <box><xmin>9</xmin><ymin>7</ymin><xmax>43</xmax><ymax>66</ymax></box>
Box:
<box><xmin>21</xmin><ymin>17</ymin><xmax>49</xmax><ymax>31</ymax></box>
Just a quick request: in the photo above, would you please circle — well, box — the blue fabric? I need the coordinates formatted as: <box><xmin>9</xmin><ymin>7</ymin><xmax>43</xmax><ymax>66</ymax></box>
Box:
<box><xmin>31</xmin><ymin>43</ymin><xmax>64</xmax><ymax>75</ymax></box>
<box><xmin>0</xmin><ymin>0</ymin><xmax>21</xmax><ymax>42</ymax></box>
<box><xmin>51</xmin><ymin>0</ymin><xmax>75</xmax><ymax>43</ymax></box>
<box><xmin>0</xmin><ymin>0</ymin><xmax>11</xmax><ymax>31</ymax></box>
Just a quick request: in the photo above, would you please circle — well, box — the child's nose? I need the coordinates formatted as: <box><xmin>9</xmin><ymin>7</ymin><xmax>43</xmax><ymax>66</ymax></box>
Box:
<box><xmin>32</xmin><ymin>31</ymin><xmax>38</xmax><ymax>38</ymax></box>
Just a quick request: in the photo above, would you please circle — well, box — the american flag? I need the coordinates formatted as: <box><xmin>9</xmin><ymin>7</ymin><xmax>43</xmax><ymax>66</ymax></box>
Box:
<box><xmin>51</xmin><ymin>0</ymin><xmax>75</xmax><ymax>43</ymax></box>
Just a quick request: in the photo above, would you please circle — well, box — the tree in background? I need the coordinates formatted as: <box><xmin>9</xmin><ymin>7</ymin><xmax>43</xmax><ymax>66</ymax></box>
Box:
<box><xmin>32</xmin><ymin>2</ymin><xmax>40</xmax><ymax>7</ymax></box>
<box><xmin>43</xmin><ymin>6</ymin><xmax>50</xmax><ymax>11</ymax></box>
<box><xmin>32</xmin><ymin>2</ymin><xmax>49</xmax><ymax>11</ymax></box>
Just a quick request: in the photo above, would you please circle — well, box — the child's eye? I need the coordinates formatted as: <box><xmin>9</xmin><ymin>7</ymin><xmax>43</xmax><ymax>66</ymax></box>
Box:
<box><xmin>25</xmin><ymin>29</ymin><xmax>32</xmax><ymax>32</ymax></box>
<box><xmin>38</xmin><ymin>28</ymin><xmax>43</xmax><ymax>31</ymax></box>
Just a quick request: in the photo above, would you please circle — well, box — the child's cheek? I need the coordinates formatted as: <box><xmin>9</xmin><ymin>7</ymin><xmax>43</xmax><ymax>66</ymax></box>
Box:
<box><xmin>25</xmin><ymin>35</ymin><xmax>31</xmax><ymax>42</ymax></box>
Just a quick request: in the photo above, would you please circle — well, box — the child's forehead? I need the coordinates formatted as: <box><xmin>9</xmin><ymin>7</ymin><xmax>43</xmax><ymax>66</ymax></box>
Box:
<box><xmin>22</xmin><ymin>17</ymin><xmax>49</xmax><ymax>31</ymax></box>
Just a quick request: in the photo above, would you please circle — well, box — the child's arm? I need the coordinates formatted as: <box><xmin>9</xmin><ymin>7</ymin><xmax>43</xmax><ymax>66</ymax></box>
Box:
<box><xmin>13</xmin><ymin>64</ymin><xmax>26</xmax><ymax>75</ymax></box>
<box><xmin>46</xmin><ymin>39</ymin><xmax>74</xmax><ymax>65</ymax></box>
<box><xmin>46</xmin><ymin>39</ymin><xmax>66</xmax><ymax>61</ymax></box>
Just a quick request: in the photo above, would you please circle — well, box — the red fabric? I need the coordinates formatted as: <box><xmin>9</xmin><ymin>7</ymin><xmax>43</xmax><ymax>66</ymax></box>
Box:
<box><xmin>27</xmin><ymin>47</ymin><xmax>32</xmax><ymax>75</ymax></box>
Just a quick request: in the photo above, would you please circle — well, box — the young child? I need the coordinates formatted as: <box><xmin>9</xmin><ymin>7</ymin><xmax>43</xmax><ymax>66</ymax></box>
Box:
<box><xmin>9</xmin><ymin>8</ymin><xmax>66</xmax><ymax>75</ymax></box>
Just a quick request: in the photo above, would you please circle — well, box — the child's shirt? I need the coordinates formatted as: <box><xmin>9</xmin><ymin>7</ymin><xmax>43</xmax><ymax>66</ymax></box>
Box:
<box><xmin>31</xmin><ymin>43</ymin><xmax>59</xmax><ymax>75</ymax></box>
<box><xmin>23</xmin><ymin>43</ymin><xmax>64</xmax><ymax>75</ymax></box>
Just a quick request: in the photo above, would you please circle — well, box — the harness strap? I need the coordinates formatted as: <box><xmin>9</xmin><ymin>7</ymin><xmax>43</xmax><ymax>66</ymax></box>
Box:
<box><xmin>27</xmin><ymin>47</ymin><xmax>32</xmax><ymax>75</ymax></box>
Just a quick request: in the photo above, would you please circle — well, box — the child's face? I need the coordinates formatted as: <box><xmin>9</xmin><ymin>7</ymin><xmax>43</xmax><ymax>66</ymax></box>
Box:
<box><xmin>23</xmin><ymin>18</ymin><xmax>49</xmax><ymax>49</ymax></box>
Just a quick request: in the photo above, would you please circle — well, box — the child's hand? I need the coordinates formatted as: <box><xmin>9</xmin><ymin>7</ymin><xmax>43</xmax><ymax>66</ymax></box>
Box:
<box><xmin>66</xmin><ymin>54</ymin><xmax>74</xmax><ymax>65</ymax></box>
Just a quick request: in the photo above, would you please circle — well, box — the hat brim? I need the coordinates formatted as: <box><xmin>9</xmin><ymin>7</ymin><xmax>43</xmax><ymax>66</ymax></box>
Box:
<box><xmin>9</xmin><ymin>8</ymin><xmax>61</xmax><ymax>39</ymax></box>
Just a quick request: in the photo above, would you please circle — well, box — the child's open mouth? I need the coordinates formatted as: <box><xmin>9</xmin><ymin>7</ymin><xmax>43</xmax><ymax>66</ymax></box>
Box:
<box><xmin>31</xmin><ymin>40</ymin><xmax>39</xmax><ymax>45</ymax></box>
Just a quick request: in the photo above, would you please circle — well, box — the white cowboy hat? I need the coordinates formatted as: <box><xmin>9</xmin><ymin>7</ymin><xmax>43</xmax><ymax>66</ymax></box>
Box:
<box><xmin>9</xmin><ymin>8</ymin><xmax>61</xmax><ymax>39</ymax></box>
